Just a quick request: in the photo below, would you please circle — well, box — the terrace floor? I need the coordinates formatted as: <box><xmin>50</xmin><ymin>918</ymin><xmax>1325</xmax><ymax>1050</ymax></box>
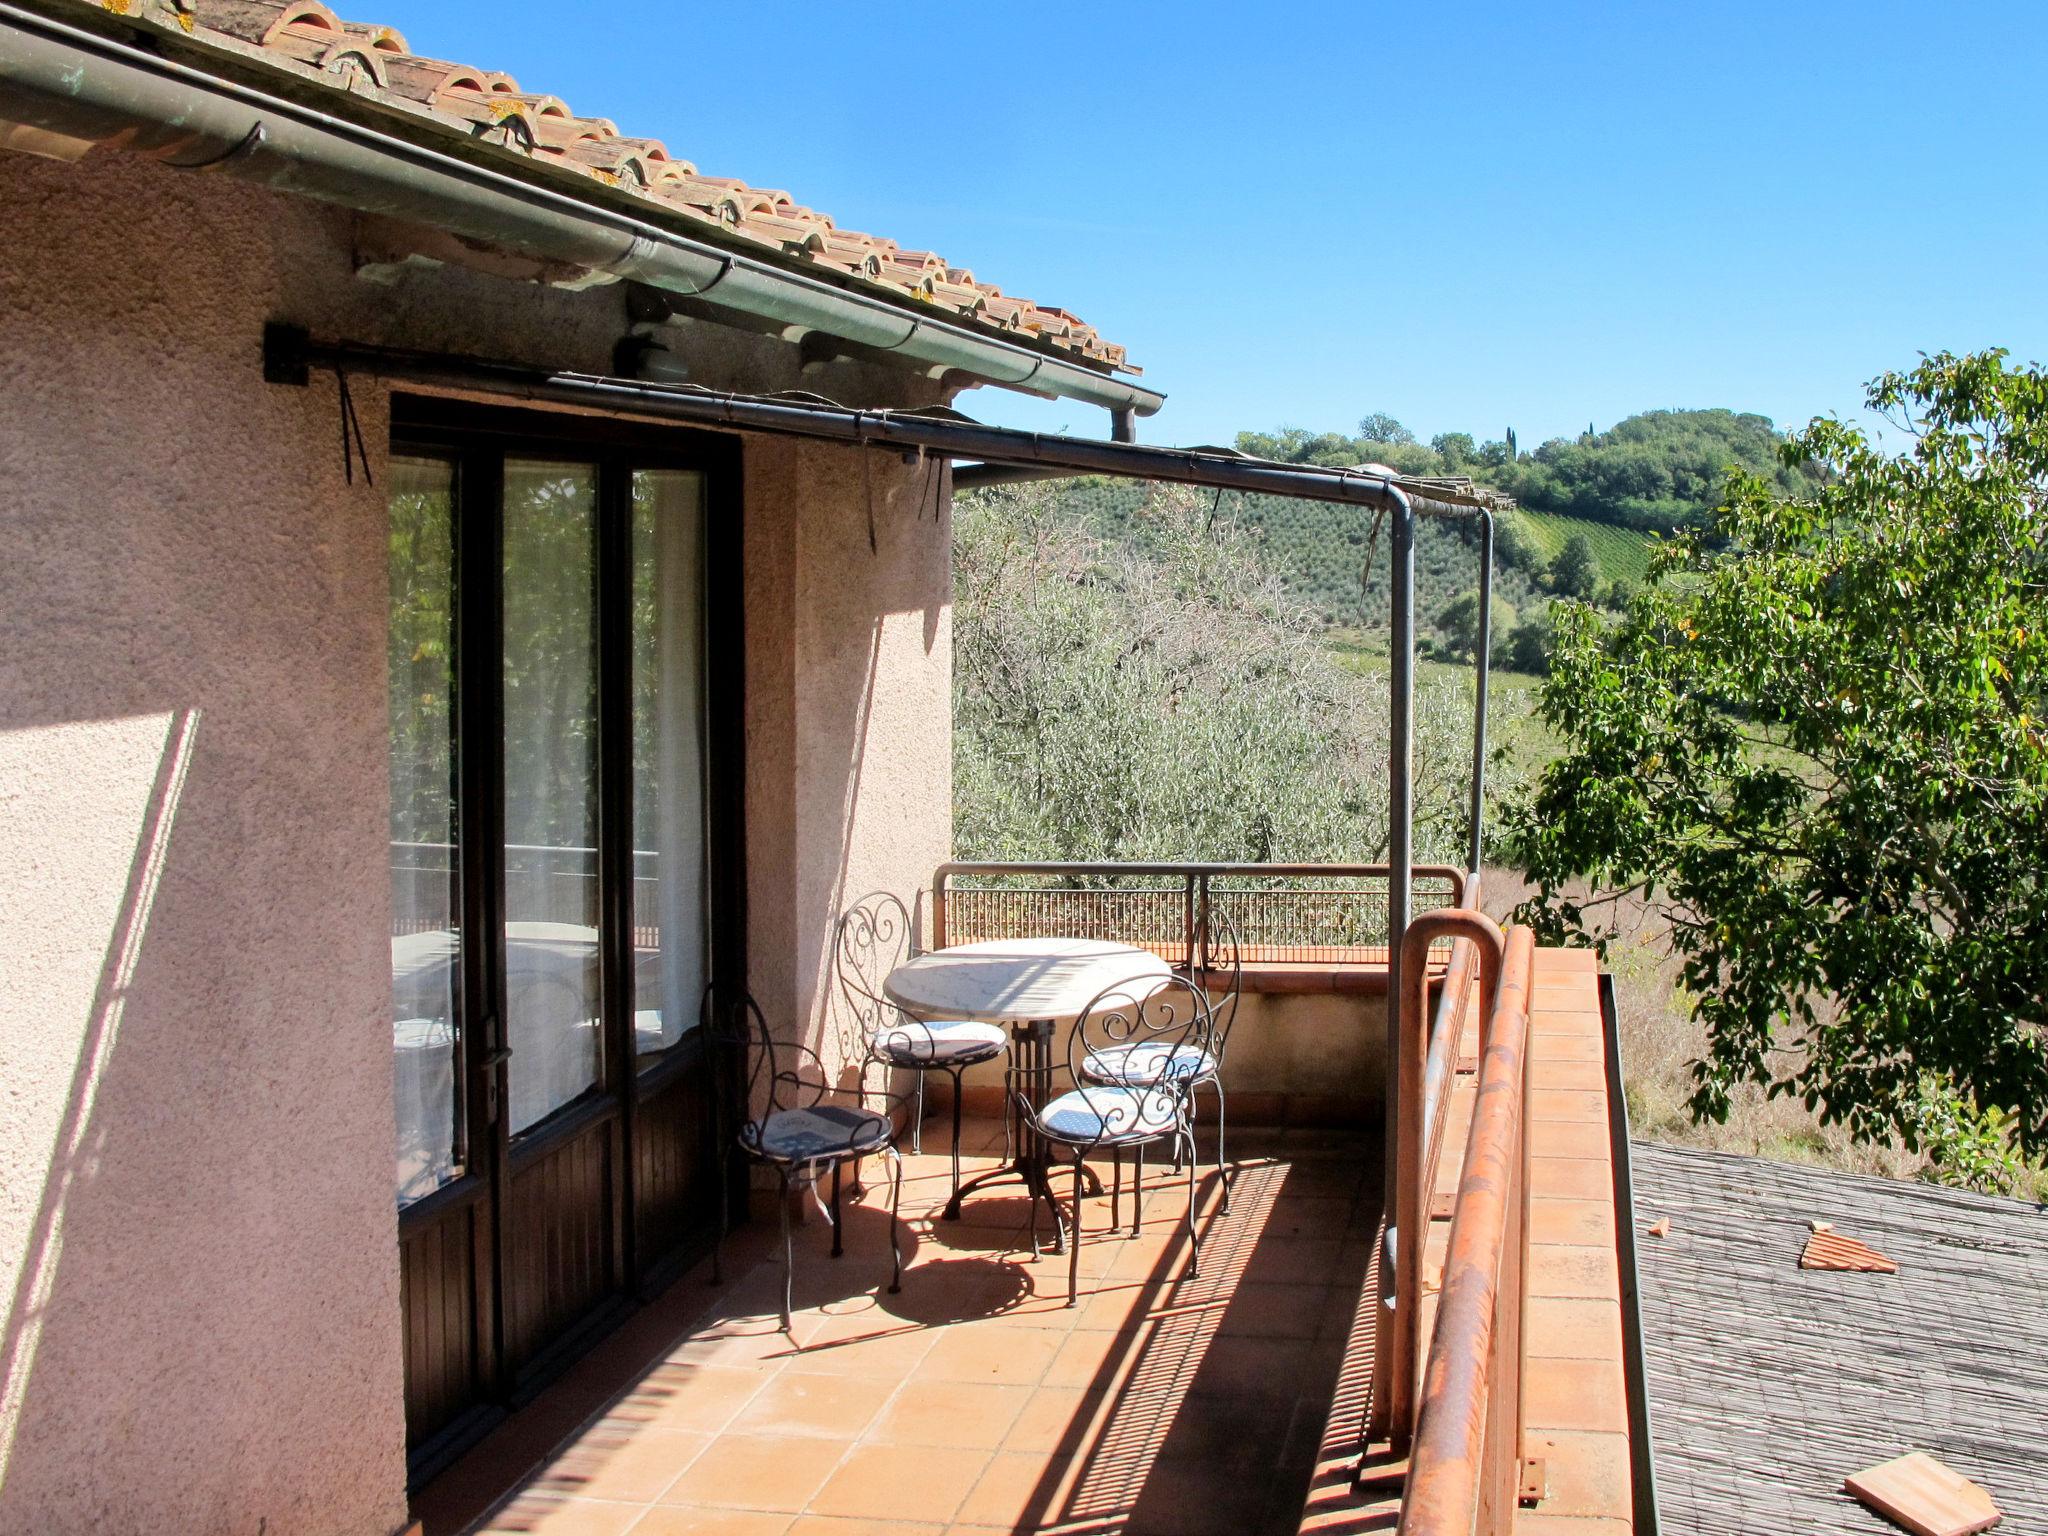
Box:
<box><xmin>414</xmin><ymin>949</ymin><xmax>1631</xmax><ymax>1536</ymax></box>
<box><xmin>416</xmin><ymin>1118</ymin><xmax>1379</xmax><ymax>1536</ymax></box>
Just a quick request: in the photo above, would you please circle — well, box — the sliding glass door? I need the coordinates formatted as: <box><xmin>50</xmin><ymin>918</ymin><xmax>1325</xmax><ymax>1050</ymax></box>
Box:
<box><xmin>386</xmin><ymin>402</ymin><xmax>740</xmax><ymax>1483</ymax></box>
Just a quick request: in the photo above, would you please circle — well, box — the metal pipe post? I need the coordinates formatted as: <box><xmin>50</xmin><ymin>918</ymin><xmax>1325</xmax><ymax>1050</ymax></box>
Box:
<box><xmin>1468</xmin><ymin>509</ymin><xmax>1495</xmax><ymax>877</ymax></box>
<box><xmin>1371</xmin><ymin>487</ymin><xmax>1417</xmax><ymax>1442</ymax></box>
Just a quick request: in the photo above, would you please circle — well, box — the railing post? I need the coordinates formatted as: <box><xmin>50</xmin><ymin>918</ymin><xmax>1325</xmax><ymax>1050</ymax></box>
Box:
<box><xmin>933</xmin><ymin>867</ymin><xmax>950</xmax><ymax>951</ymax></box>
<box><xmin>1386</xmin><ymin>908</ymin><xmax>1503</xmax><ymax>1452</ymax></box>
<box><xmin>1468</xmin><ymin>509</ymin><xmax>1494</xmax><ymax>880</ymax></box>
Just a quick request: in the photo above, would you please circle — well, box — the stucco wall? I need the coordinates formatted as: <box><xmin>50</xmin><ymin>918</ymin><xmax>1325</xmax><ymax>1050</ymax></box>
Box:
<box><xmin>950</xmin><ymin>991</ymin><xmax>1392</xmax><ymax>1127</ymax></box>
<box><xmin>0</xmin><ymin>144</ymin><xmax>952</xmax><ymax>1533</ymax></box>
<box><xmin>744</xmin><ymin>441</ymin><xmax>954</xmax><ymax>1085</ymax></box>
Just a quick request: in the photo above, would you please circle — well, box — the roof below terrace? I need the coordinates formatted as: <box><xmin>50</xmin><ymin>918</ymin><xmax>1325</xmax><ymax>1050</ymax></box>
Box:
<box><xmin>1632</xmin><ymin>1140</ymin><xmax>2048</xmax><ymax>1535</ymax></box>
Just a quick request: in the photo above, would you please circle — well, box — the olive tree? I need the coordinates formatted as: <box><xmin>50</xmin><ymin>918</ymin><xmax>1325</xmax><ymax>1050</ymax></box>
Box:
<box><xmin>953</xmin><ymin>481</ymin><xmax>1477</xmax><ymax>867</ymax></box>
<box><xmin>1510</xmin><ymin>351</ymin><xmax>2048</xmax><ymax>1183</ymax></box>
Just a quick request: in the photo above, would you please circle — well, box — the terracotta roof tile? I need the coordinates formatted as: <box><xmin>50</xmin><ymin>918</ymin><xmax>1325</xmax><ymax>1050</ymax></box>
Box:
<box><xmin>101</xmin><ymin>0</ymin><xmax>1135</xmax><ymax>373</ymax></box>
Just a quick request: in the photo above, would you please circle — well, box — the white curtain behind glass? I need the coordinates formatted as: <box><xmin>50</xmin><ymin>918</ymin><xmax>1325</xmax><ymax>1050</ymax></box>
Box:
<box><xmin>634</xmin><ymin>470</ymin><xmax>707</xmax><ymax>1053</ymax></box>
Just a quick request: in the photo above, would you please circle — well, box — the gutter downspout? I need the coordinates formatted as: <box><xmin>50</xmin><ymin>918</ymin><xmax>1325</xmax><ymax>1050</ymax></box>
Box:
<box><xmin>0</xmin><ymin>0</ymin><xmax>1164</xmax><ymax>421</ymax></box>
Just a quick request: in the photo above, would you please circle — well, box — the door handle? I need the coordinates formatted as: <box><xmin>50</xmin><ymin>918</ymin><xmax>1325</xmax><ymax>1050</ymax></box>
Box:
<box><xmin>478</xmin><ymin>1037</ymin><xmax>512</xmax><ymax>1125</ymax></box>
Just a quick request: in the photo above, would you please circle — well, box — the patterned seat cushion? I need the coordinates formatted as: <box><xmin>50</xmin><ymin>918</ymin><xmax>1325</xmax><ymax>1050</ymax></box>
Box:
<box><xmin>1035</xmin><ymin>1085</ymin><xmax>1183</xmax><ymax>1146</ymax></box>
<box><xmin>1081</xmin><ymin>1040</ymin><xmax>1217</xmax><ymax>1086</ymax></box>
<box><xmin>874</xmin><ymin>1019</ymin><xmax>1008</xmax><ymax>1067</ymax></box>
<box><xmin>752</xmin><ymin>1102</ymin><xmax>892</xmax><ymax>1163</ymax></box>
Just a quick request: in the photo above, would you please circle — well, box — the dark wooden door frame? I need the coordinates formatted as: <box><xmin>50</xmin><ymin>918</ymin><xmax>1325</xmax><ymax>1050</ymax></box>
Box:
<box><xmin>392</xmin><ymin>395</ymin><xmax>748</xmax><ymax>1486</ymax></box>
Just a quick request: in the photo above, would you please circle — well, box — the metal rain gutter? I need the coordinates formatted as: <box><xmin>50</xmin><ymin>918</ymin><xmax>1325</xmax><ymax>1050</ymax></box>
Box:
<box><xmin>0</xmin><ymin>0</ymin><xmax>1165</xmax><ymax>421</ymax></box>
<box><xmin>263</xmin><ymin>328</ymin><xmax>1499</xmax><ymax>518</ymax></box>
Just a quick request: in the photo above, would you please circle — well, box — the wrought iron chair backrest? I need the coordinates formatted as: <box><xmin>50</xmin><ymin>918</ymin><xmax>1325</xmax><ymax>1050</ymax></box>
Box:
<box><xmin>835</xmin><ymin>890</ymin><xmax>942</xmax><ymax>1063</ymax></box>
<box><xmin>701</xmin><ymin>983</ymin><xmax>826</xmax><ymax>1154</ymax></box>
<box><xmin>1055</xmin><ymin>970</ymin><xmax>1216</xmax><ymax>1150</ymax></box>
<box><xmin>1193</xmin><ymin>906</ymin><xmax>1243</xmax><ymax>1070</ymax></box>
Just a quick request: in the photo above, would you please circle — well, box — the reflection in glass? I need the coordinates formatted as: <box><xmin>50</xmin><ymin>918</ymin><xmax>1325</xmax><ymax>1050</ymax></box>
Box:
<box><xmin>502</xmin><ymin>461</ymin><xmax>603</xmax><ymax>1133</ymax></box>
<box><xmin>389</xmin><ymin>455</ymin><xmax>461</xmax><ymax>1202</ymax></box>
<box><xmin>632</xmin><ymin>470</ymin><xmax>709</xmax><ymax>1057</ymax></box>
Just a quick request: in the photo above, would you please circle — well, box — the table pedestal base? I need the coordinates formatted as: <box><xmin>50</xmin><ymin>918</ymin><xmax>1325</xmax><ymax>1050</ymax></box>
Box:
<box><xmin>942</xmin><ymin>1018</ymin><xmax>1103</xmax><ymax>1254</ymax></box>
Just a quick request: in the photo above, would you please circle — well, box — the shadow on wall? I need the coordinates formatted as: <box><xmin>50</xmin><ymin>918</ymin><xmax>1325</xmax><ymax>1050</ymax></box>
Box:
<box><xmin>2</xmin><ymin>710</ymin><xmax>197</xmax><ymax>1514</ymax></box>
<box><xmin>0</xmin><ymin>690</ymin><xmax>403</xmax><ymax>1531</ymax></box>
<box><xmin>783</xmin><ymin>442</ymin><xmax>953</xmax><ymax>1081</ymax></box>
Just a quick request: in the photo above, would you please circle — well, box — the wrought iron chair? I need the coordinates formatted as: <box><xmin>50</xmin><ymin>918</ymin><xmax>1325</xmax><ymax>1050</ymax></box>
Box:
<box><xmin>836</xmin><ymin>891</ymin><xmax>1008</xmax><ymax>1211</ymax></box>
<box><xmin>1022</xmin><ymin>971</ymin><xmax>1216</xmax><ymax>1306</ymax></box>
<box><xmin>1082</xmin><ymin>909</ymin><xmax>1243</xmax><ymax>1212</ymax></box>
<box><xmin>704</xmin><ymin>984</ymin><xmax>906</xmax><ymax>1332</ymax></box>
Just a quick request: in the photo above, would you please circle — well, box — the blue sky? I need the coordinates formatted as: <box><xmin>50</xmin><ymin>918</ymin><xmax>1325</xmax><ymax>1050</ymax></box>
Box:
<box><xmin>373</xmin><ymin>1</ymin><xmax>2047</xmax><ymax>450</ymax></box>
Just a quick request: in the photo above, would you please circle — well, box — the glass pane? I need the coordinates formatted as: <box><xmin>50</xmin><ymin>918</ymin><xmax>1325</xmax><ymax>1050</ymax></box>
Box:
<box><xmin>502</xmin><ymin>461</ymin><xmax>603</xmax><ymax>1133</ymax></box>
<box><xmin>631</xmin><ymin>470</ymin><xmax>709</xmax><ymax>1057</ymax></box>
<box><xmin>389</xmin><ymin>455</ymin><xmax>462</xmax><ymax>1203</ymax></box>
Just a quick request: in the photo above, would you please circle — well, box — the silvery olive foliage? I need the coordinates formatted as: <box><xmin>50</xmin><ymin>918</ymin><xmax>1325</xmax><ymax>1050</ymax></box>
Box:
<box><xmin>953</xmin><ymin>481</ymin><xmax>1482</xmax><ymax>867</ymax></box>
<box><xmin>1511</xmin><ymin>351</ymin><xmax>2048</xmax><ymax>1184</ymax></box>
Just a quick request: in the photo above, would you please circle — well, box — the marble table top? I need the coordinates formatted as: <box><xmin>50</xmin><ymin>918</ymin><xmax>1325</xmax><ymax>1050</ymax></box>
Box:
<box><xmin>883</xmin><ymin>936</ymin><xmax>1172</xmax><ymax>1024</ymax></box>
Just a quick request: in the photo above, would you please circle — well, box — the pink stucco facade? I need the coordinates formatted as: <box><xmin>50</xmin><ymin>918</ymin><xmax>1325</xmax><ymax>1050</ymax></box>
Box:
<box><xmin>0</xmin><ymin>144</ymin><xmax>951</xmax><ymax>1534</ymax></box>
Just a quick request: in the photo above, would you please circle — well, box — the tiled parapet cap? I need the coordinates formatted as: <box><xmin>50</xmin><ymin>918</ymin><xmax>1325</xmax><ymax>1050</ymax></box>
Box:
<box><xmin>72</xmin><ymin>0</ymin><xmax>1138</xmax><ymax>374</ymax></box>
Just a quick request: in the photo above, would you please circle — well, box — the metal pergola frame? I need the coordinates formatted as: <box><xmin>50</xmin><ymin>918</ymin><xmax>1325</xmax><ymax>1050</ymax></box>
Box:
<box><xmin>263</xmin><ymin>322</ymin><xmax>1498</xmax><ymax>1343</ymax></box>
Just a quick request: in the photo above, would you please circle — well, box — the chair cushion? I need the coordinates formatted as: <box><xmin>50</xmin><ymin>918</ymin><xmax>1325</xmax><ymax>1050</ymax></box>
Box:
<box><xmin>1081</xmin><ymin>1040</ymin><xmax>1217</xmax><ymax>1086</ymax></box>
<box><xmin>1035</xmin><ymin>1086</ymin><xmax>1183</xmax><ymax>1146</ymax></box>
<box><xmin>753</xmin><ymin>1103</ymin><xmax>893</xmax><ymax>1163</ymax></box>
<box><xmin>874</xmin><ymin>1019</ymin><xmax>1008</xmax><ymax>1067</ymax></box>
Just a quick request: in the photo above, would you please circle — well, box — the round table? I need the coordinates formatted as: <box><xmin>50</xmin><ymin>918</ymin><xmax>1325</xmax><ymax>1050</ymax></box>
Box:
<box><xmin>884</xmin><ymin>937</ymin><xmax>1171</xmax><ymax>1240</ymax></box>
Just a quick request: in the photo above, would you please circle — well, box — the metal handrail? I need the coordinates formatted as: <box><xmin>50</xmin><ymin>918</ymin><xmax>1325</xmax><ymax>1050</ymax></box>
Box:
<box><xmin>1386</xmin><ymin>908</ymin><xmax>1506</xmax><ymax>1448</ymax></box>
<box><xmin>931</xmin><ymin>861</ymin><xmax>1469</xmax><ymax>972</ymax></box>
<box><xmin>1399</xmin><ymin>924</ymin><xmax>1538</xmax><ymax>1535</ymax></box>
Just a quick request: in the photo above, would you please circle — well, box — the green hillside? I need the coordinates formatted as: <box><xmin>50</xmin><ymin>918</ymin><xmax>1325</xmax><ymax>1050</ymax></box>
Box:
<box><xmin>1508</xmin><ymin>509</ymin><xmax>1656</xmax><ymax>586</ymax></box>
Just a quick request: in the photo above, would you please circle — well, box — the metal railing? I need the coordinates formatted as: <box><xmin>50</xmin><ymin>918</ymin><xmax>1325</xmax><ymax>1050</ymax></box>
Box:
<box><xmin>389</xmin><ymin>840</ymin><xmax>668</xmax><ymax>949</ymax></box>
<box><xmin>1395</xmin><ymin>921</ymin><xmax>1539</xmax><ymax>1536</ymax></box>
<box><xmin>931</xmin><ymin>861</ymin><xmax>1468</xmax><ymax>971</ymax></box>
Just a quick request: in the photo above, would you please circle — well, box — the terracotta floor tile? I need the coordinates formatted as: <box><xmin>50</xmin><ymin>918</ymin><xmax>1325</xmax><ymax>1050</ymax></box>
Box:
<box><xmin>785</xmin><ymin>1518</ymin><xmax>944</xmax><ymax>1536</ymax></box>
<box><xmin>532</xmin><ymin>1428</ymin><xmax>708</xmax><ymax>1503</ymax></box>
<box><xmin>1235</xmin><ymin>1236</ymin><xmax>1349</xmax><ymax>1287</ymax></box>
<box><xmin>1123</xmin><ymin>1455</ymin><xmax>1281</xmax><ymax>1536</ymax></box>
<box><xmin>1521</xmin><ymin>1429</ymin><xmax>1632</xmax><ymax>1520</ymax></box>
<box><xmin>1211</xmin><ymin>1281</ymin><xmax>1331</xmax><ymax>1338</ymax></box>
<box><xmin>630</xmin><ymin>1507</ymin><xmax>797</xmax><ymax>1535</ymax></box>
<box><xmin>1531</xmin><ymin>1088</ymin><xmax>1609</xmax><ymax>1125</ymax></box>
<box><xmin>867</xmin><ymin>1379</ymin><xmax>1031</xmax><ymax>1449</ymax></box>
<box><xmin>1530</xmin><ymin>1030</ymin><xmax>1602</xmax><ymax>1063</ymax></box>
<box><xmin>1526</xmin><ymin>1297</ymin><xmax>1624</xmax><ymax>1362</ymax></box>
<box><xmin>1183</xmin><ymin>1334</ymin><xmax>1315</xmax><ymax>1401</ymax></box>
<box><xmin>728</xmin><ymin>1373</ymin><xmax>890</xmax><ymax>1440</ymax></box>
<box><xmin>808</xmin><ymin>1443</ymin><xmax>991</xmax><ymax>1523</ymax></box>
<box><xmin>1529</xmin><ymin>1244</ymin><xmax>1621</xmax><ymax>1301</ymax></box>
<box><xmin>661</xmin><ymin>1434</ymin><xmax>849</xmax><ymax>1513</ymax></box>
<box><xmin>1073</xmin><ymin>1277</ymin><xmax>1165</xmax><ymax>1332</ymax></box>
<box><xmin>916</xmin><ymin>1324</ymin><xmax>1062</xmax><ymax>1386</ymax></box>
<box><xmin>603</xmin><ymin>1365</ymin><xmax>771</xmax><ymax>1434</ymax></box>
<box><xmin>1530</xmin><ymin>1197</ymin><xmax>1616</xmax><ymax>1248</ymax></box>
<box><xmin>1256</xmin><ymin>1196</ymin><xmax>1356</xmax><ymax>1238</ymax></box>
<box><xmin>784</xmin><ymin>1318</ymin><xmax>939</xmax><ymax>1379</ymax></box>
<box><xmin>1523</xmin><ymin>1357</ymin><xmax>1629</xmax><ymax>1435</ymax></box>
<box><xmin>473</xmin><ymin>1495</ymin><xmax>646</xmax><ymax>1535</ymax></box>
<box><xmin>1531</xmin><ymin>1156</ymin><xmax>1614</xmax><ymax>1202</ymax></box>
<box><xmin>1531</xmin><ymin>1117</ymin><xmax>1613</xmax><ymax>1162</ymax></box>
<box><xmin>1042</xmin><ymin>1322</ymin><xmax>1153</xmax><ymax>1390</ymax></box>
<box><xmin>1532</xmin><ymin>1058</ymin><xmax>1607</xmax><ymax>1092</ymax></box>
<box><xmin>952</xmin><ymin>1449</ymin><xmax>1079</xmax><ymax>1529</ymax></box>
<box><xmin>1510</xmin><ymin>1515</ymin><xmax>1633</xmax><ymax>1534</ymax></box>
<box><xmin>1000</xmin><ymin>1386</ymin><xmax>1112</xmax><ymax>1454</ymax></box>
